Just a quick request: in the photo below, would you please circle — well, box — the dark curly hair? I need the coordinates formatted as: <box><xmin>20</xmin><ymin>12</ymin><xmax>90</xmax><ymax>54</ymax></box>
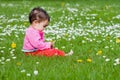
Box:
<box><xmin>29</xmin><ymin>7</ymin><xmax>50</xmax><ymax>24</ymax></box>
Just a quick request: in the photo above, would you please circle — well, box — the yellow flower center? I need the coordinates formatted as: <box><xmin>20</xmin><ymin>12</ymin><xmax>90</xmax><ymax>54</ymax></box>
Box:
<box><xmin>87</xmin><ymin>59</ymin><xmax>92</xmax><ymax>62</ymax></box>
<box><xmin>77</xmin><ymin>59</ymin><xmax>83</xmax><ymax>63</ymax></box>
<box><xmin>116</xmin><ymin>38</ymin><xmax>120</xmax><ymax>43</ymax></box>
<box><xmin>11</xmin><ymin>42</ymin><xmax>16</xmax><ymax>48</ymax></box>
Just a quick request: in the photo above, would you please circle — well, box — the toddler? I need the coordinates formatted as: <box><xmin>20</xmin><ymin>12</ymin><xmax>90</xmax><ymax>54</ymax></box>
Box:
<box><xmin>22</xmin><ymin>7</ymin><xmax>73</xmax><ymax>57</ymax></box>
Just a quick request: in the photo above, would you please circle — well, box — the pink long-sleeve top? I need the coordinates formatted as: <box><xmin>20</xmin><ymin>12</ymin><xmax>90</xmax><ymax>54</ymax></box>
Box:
<box><xmin>22</xmin><ymin>26</ymin><xmax>51</xmax><ymax>52</ymax></box>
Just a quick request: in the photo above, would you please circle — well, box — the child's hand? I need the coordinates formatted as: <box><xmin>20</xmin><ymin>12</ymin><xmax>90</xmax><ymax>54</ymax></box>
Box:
<box><xmin>50</xmin><ymin>41</ymin><xmax>54</xmax><ymax>48</ymax></box>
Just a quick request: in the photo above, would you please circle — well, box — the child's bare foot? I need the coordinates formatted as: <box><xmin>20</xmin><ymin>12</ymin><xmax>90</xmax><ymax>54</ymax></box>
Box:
<box><xmin>65</xmin><ymin>49</ymin><xmax>73</xmax><ymax>56</ymax></box>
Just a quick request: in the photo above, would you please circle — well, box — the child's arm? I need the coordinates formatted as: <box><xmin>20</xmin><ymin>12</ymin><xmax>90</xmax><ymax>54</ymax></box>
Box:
<box><xmin>50</xmin><ymin>41</ymin><xmax>54</xmax><ymax>48</ymax></box>
<box><xmin>26</xmin><ymin>30</ymin><xmax>52</xmax><ymax>50</ymax></box>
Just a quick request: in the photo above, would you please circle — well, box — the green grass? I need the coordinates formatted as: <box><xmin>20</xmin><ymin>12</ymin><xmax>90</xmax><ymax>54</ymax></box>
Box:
<box><xmin>0</xmin><ymin>0</ymin><xmax>120</xmax><ymax>80</ymax></box>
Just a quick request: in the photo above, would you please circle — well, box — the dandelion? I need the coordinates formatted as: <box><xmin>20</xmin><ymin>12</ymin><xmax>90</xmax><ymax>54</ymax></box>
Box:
<box><xmin>34</xmin><ymin>70</ymin><xmax>38</xmax><ymax>75</ymax></box>
<box><xmin>87</xmin><ymin>58</ymin><xmax>92</xmax><ymax>62</ymax></box>
<box><xmin>11</xmin><ymin>42</ymin><xmax>16</xmax><ymax>48</ymax></box>
<box><xmin>77</xmin><ymin>59</ymin><xmax>83</xmax><ymax>63</ymax></box>
<box><xmin>96</xmin><ymin>50</ymin><xmax>102</xmax><ymax>55</ymax></box>
<box><xmin>116</xmin><ymin>38</ymin><xmax>120</xmax><ymax>43</ymax></box>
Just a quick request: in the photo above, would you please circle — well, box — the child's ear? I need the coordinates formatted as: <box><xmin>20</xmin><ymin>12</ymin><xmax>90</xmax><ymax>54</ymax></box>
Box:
<box><xmin>32</xmin><ymin>20</ymin><xmax>38</xmax><ymax>24</ymax></box>
<box><xmin>34</xmin><ymin>20</ymin><xmax>38</xmax><ymax>23</ymax></box>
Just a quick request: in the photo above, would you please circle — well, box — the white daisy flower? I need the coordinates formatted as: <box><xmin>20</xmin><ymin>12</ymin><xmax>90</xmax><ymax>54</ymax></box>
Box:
<box><xmin>6</xmin><ymin>59</ymin><xmax>11</xmax><ymax>62</ymax></box>
<box><xmin>1</xmin><ymin>62</ymin><xmax>5</xmax><ymax>64</ymax></box>
<box><xmin>11</xmin><ymin>53</ymin><xmax>15</xmax><ymax>56</ymax></box>
<box><xmin>105</xmin><ymin>58</ymin><xmax>110</xmax><ymax>62</ymax></box>
<box><xmin>36</xmin><ymin>62</ymin><xmax>39</xmax><ymax>64</ymax></box>
<box><xmin>26</xmin><ymin>73</ymin><xmax>31</xmax><ymax>76</ymax></box>
<box><xmin>21</xmin><ymin>69</ymin><xmax>26</xmax><ymax>73</ymax></box>
<box><xmin>34</xmin><ymin>70</ymin><xmax>38</xmax><ymax>75</ymax></box>
<box><xmin>1</xmin><ymin>50</ymin><xmax>4</xmax><ymax>53</ymax></box>
<box><xmin>1</xmin><ymin>57</ymin><xmax>5</xmax><ymax>61</ymax></box>
<box><xmin>82</xmin><ymin>40</ymin><xmax>85</xmax><ymax>43</ymax></box>
<box><xmin>105</xmin><ymin>46</ymin><xmax>109</xmax><ymax>49</ymax></box>
<box><xmin>103</xmin><ymin>56</ymin><xmax>106</xmax><ymax>58</ymax></box>
<box><xmin>114</xmin><ymin>58</ymin><xmax>120</xmax><ymax>64</ymax></box>
<box><xmin>113</xmin><ymin>63</ymin><xmax>117</xmax><ymax>66</ymax></box>
<box><xmin>12</xmin><ymin>56</ymin><xmax>17</xmax><ymax>59</ymax></box>
<box><xmin>61</xmin><ymin>46</ymin><xmax>65</xmax><ymax>49</ymax></box>
<box><xmin>114</xmin><ymin>58</ymin><xmax>119</xmax><ymax>62</ymax></box>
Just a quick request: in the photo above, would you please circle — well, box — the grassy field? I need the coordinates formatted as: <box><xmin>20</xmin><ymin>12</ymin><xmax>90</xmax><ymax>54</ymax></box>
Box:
<box><xmin>0</xmin><ymin>0</ymin><xmax>120</xmax><ymax>80</ymax></box>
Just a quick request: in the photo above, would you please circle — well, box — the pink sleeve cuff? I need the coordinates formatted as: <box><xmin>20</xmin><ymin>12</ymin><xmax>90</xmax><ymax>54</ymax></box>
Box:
<box><xmin>45</xmin><ymin>42</ymin><xmax>51</xmax><ymax>49</ymax></box>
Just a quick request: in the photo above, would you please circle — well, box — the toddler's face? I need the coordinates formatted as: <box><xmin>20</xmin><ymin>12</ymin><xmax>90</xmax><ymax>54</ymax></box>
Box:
<box><xmin>35</xmin><ymin>20</ymin><xmax>49</xmax><ymax>31</ymax></box>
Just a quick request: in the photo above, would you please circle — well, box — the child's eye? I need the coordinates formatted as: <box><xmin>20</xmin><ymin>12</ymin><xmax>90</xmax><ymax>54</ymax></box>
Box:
<box><xmin>44</xmin><ymin>25</ymin><xmax>48</xmax><ymax>27</ymax></box>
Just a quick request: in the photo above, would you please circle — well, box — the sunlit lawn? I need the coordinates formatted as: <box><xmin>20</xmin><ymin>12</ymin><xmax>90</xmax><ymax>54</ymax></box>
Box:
<box><xmin>0</xmin><ymin>0</ymin><xmax>120</xmax><ymax>80</ymax></box>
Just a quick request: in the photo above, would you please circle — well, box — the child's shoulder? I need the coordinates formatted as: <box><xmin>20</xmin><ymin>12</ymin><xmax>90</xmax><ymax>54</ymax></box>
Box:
<box><xmin>26</xmin><ymin>26</ymin><xmax>33</xmax><ymax>31</ymax></box>
<box><xmin>25</xmin><ymin>27</ymin><xmax>32</xmax><ymax>34</ymax></box>
<box><xmin>25</xmin><ymin>26</ymin><xmax>38</xmax><ymax>34</ymax></box>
